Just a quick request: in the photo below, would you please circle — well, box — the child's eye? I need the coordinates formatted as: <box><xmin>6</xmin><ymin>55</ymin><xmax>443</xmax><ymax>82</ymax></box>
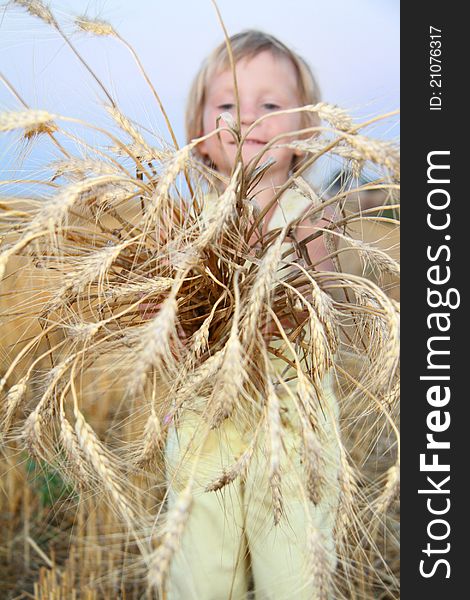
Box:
<box><xmin>263</xmin><ymin>103</ymin><xmax>280</xmax><ymax>110</ymax></box>
<box><xmin>218</xmin><ymin>103</ymin><xmax>235</xmax><ymax>111</ymax></box>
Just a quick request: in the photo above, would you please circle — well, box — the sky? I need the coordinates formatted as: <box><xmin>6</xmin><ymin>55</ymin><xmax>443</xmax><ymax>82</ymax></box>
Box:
<box><xmin>0</xmin><ymin>0</ymin><xmax>399</xmax><ymax>186</ymax></box>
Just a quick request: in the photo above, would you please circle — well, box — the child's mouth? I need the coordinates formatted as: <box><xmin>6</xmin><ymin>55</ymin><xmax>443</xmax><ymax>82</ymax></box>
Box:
<box><xmin>243</xmin><ymin>139</ymin><xmax>265</xmax><ymax>146</ymax></box>
<box><xmin>228</xmin><ymin>139</ymin><xmax>266</xmax><ymax>148</ymax></box>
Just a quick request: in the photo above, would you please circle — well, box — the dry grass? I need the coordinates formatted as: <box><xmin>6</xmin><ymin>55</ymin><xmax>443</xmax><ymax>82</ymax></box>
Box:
<box><xmin>1</xmin><ymin>2</ymin><xmax>399</xmax><ymax>598</ymax></box>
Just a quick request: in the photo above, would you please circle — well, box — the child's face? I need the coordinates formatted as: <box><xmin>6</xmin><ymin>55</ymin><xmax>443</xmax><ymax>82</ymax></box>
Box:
<box><xmin>199</xmin><ymin>51</ymin><xmax>303</xmax><ymax>180</ymax></box>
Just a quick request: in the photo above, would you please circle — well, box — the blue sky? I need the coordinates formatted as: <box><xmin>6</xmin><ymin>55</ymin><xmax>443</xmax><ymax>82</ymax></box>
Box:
<box><xmin>0</xmin><ymin>0</ymin><xmax>399</xmax><ymax>186</ymax></box>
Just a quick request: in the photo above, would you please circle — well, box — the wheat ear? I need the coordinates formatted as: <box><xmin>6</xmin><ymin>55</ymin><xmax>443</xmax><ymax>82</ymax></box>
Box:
<box><xmin>147</xmin><ymin>484</ymin><xmax>192</xmax><ymax>591</ymax></box>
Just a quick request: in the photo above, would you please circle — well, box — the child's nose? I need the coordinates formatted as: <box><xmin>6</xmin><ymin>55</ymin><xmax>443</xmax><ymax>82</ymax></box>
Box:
<box><xmin>240</xmin><ymin>104</ymin><xmax>258</xmax><ymax>125</ymax></box>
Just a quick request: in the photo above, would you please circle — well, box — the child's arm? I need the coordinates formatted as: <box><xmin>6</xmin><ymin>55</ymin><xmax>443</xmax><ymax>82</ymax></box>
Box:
<box><xmin>293</xmin><ymin>205</ymin><xmax>336</xmax><ymax>271</ymax></box>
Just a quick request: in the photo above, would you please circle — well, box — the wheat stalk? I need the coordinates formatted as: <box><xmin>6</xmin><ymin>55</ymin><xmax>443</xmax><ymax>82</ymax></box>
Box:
<box><xmin>13</xmin><ymin>0</ymin><xmax>55</xmax><ymax>25</ymax></box>
<box><xmin>51</xmin><ymin>157</ymin><xmax>122</xmax><ymax>179</ymax></box>
<box><xmin>22</xmin><ymin>175</ymin><xmax>130</xmax><ymax>240</ymax></box>
<box><xmin>342</xmin><ymin>133</ymin><xmax>400</xmax><ymax>176</ymax></box>
<box><xmin>307</xmin><ymin>523</ymin><xmax>334</xmax><ymax>600</ymax></box>
<box><xmin>265</xmin><ymin>374</ymin><xmax>283</xmax><ymax>525</ymax></box>
<box><xmin>74</xmin><ymin>405</ymin><xmax>139</xmax><ymax>524</ymax></box>
<box><xmin>103</xmin><ymin>278</ymin><xmax>174</xmax><ymax>300</ymax></box>
<box><xmin>374</xmin><ymin>463</ymin><xmax>400</xmax><ymax>515</ymax></box>
<box><xmin>296</xmin><ymin>370</ymin><xmax>322</xmax><ymax>429</ymax></box>
<box><xmin>59</xmin><ymin>408</ymin><xmax>90</xmax><ymax>488</ymax></box>
<box><xmin>142</xmin><ymin>145</ymin><xmax>194</xmax><ymax>228</ymax></box>
<box><xmin>334</xmin><ymin>449</ymin><xmax>361</xmax><ymax>542</ymax></box>
<box><xmin>344</xmin><ymin>236</ymin><xmax>400</xmax><ymax>278</ymax></box>
<box><xmin>210</xmin><ymin>334</ymin><xmax>245</xmax><ymax>427</ymax></box>
<box><xmin>302</xmin><ymin>424</ymin><xmax>326</xmax><ymax>505</ymax></box>
<box><xmin>126</xmin><ymin>294</ymin><xmax>179</xmax><ymax>394</ymax></box>
<box><xmin>147</xmin><ymin>484</ymin><xmax>192</xmax><ymax>590</ymax></box>
<box><xmin>75</xmin><ymin>15</ymin><xmax>116</xmax><ymax>37</ymax></box>
<box><xmin>210</xmin><ymin>271</ymin><xmax>246</xmax><ymax>427</ymax></box>
<box><xmin>106</xmin><ymin>106</ymin><xmax>153</xmax><ymax>155</ymax></box>
<box><xmin>171</xmin><ymin>349</ymin><xmax>226</xmax><ymax>413</ymax></box>
<box><xmin>314</xmin><ymin>102</ymin><xmax>354</xmax><ymax>131</ymax></box>
<box><xmin>196</xmin><ymin>163</ymin><xmax>241</xmax><ymax>248</ymax></box>
<box><xmin>133</xmin><ymin>409</ymin><xmax>163</xmax><ymax>468</ymax></box>
<box><xmin>1</xmin><ymin>376</ymin><xmax>28</xmax><ymax>434</ymax></box>
<box><xmin>109</xmin><ymin>141</ymin><xmax>171</xmax><ymax>163</ymax></box>
<box><xmin>43</xmin><ymin>240</ymin><xmax>132</xmax><ymax>314</ymax></box>
<box><xmin>243</xmin><ymin>225</ymin><xmax>288</xmax><ymax>341</ymax></box>
<box><xmin>0</xmin><ymin>109</ymin><xmax>56</xmax><ymax>132</ymax></box>
<box><xmin>205</xmin><ymin>442</ymin><xmax>255</xmax><ymax>492</ymax></box>
<box><xmin>22</xmin><ymin>359</ymin><xmax>72</xmax><ymax>460</ymax></box>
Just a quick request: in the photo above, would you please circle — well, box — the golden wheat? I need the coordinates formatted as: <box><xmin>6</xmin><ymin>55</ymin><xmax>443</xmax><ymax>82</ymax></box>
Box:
<box><xmin>0</xmin><ymin>5</ymin><xmax>400</xmax><ymax>596</ymax></box>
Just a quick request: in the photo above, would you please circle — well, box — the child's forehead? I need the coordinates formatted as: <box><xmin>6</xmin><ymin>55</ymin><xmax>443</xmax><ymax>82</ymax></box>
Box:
<box><xmin>206</xmin><ymin>52</ymin><xmax>300</xmax><ymax>95</ymax></box>
<box><xmin>209</xmin><ymin>51</ymin><xmax>296</xmax><ymax>78</ymax></box>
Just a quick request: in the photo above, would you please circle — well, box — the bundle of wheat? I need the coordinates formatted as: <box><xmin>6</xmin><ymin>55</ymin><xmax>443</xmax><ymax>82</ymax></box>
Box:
<box><xmin>0</xmin><ymin>2</ymin><xmax>399</xmax><ymax>598</ymax></box>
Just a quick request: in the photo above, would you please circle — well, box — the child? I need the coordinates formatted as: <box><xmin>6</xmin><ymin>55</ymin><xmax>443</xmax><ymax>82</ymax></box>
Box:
<box><xmin>164</xmin><ymin>30</ymin><xmax>341</xmax><ymax>600</ymax></box>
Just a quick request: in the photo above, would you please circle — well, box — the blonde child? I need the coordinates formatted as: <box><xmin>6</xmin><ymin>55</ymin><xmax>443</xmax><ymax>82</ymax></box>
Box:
<box><xmin>164</xmin><ymin>30</ymin><xmax>341</xmax><ymax>600</ymax></box>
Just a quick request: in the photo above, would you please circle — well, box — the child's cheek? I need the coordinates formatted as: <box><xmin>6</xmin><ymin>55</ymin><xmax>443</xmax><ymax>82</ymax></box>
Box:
<box><xmin>202</xmin><ymin>109</ymin><xmax>220</xmax><ymax>135</ymax></box>
<box><xmin>219</xmin><ymin>130</ymin><xmax>235</xmax><ymax>144</ymax></box>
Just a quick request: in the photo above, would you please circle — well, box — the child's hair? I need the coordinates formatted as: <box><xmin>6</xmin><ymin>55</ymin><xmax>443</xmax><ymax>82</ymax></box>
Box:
<box><xmin>185</xmin><ymin>29</ymin><xmax>322</xmax><ymax>171</ymax></box>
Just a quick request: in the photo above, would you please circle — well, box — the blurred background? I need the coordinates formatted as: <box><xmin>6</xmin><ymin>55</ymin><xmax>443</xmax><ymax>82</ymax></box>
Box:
<box><xmin>0</xmin><ymin>0</ymin><xmax>399</xmax><ymax>186</ymax></box>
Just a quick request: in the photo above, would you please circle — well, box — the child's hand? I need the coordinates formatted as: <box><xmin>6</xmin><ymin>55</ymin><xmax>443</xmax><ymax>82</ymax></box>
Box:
<box><xmin>295</xmin><ymin>207</ymin><xmax>337</xmax><ymax>271</ymax></box>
